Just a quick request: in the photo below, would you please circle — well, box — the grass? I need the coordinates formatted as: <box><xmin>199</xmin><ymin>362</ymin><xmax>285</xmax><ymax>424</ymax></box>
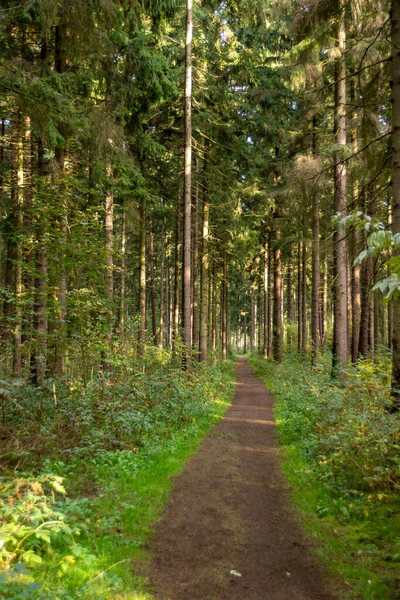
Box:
<box><xmin>0</xmin><ymin>355</ymin><xmax>236</xmax><ymax>599</ymax></box>
<box><xmin>248</xmin><ymin>351</ymin><xmax>400</xmax><ymax>600</ymax></box>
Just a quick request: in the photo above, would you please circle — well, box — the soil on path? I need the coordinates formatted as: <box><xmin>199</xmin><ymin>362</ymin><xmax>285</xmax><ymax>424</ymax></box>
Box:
<box><xmin>147</xmin><ymin>357</ymin><xmax>338</xmax><ymax>600</ymax></box>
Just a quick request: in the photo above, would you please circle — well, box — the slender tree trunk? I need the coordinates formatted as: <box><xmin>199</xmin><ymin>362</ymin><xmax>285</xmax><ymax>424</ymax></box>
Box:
<box><xmin>149</xmin><ymin>227</ymin><xmax>157</xmax><ymax>345</ymax></box>
<box><xmin>159</xmin><ymin>223</ymin><xmax>165</xmax><ymax>349</ymax></box>
<box><xmin>212</xmin><ymin>257</ymin><xmax>217</xmax><ymax>355</ymax></box>
<box><xmin>138</xmin><ymin>198</ymin><xmax>146</xmax><ymax>357</ymax></box>
<box><xmin>297</xmin><ymin>238</ymin><xmax>302</xmax><ymax>353</ymax></box>
<box><xmin>13</xmin><ymin>114</ymin><xmax>23</xmax><ymax>374</ymax></box>
<box><xmin>199</xmin><ymin>189</ymin><xmax>209</xmax><ymax>361</ymax></box>
<box><xmin>263</xmin><ymin>234</ymin><xmax>269</xmax><ymax>358</ymax></box>
<box><xmin>192</xmin><ymin>156</ymin><xmax>199</xmax><ymax>354</ymax></box>
<box><xmin>273</xmin><ymin>225</ymin><xmax>283</xmax><ymax>363</ymax></box>
<box><xmin>166</xmin><ymin>256</ymin><xmax>171</xmax><ymax>348</ymax></box>
<box><xmin>119</xmin><ymin>208</ymin><xmax>127</xmax><ymax>340</ymax></box>
<box><xmin>311</xmin><ymin>123</ymin><xmax>320</xmax><ymax>362</ymax></box>
<box><xmin>267</xmin><ymin>237</ymin><xmax>272</xmax><ymax>356</ymax></box>
<box><xmin>221</xmin><ymin>249</ymin><xmax>227</xmax><ymax>359</ymax></box>
<box><xmin>301</xmin><ymin>237</ymin><xmax>307</xmax><ymax>355</ymax></box>
<box><xmin>31</xmin><ymin>140</ymin><xmax>47</xmax><ymax>384</ymax></box>
<box><xmin>332</xmin><ymin>6</ymin><xmax>349</xmax><ymax>377</ymax></box>
<box><xmin>391</xmin><ymin>0</ymin><xmax>400</xmax><ymax>405</ymax></box>
<box><xmin>173</xmin><ymin>192</ymin><xmax>182</xmax><ymax>350</ymax></box>
<box><xmin>183</xmin><ymin>0</ymin><xmax>193</xmax><ymax>362</ymax></box>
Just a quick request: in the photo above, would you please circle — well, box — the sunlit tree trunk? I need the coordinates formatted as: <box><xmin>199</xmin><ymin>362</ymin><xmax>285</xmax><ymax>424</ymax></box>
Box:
<box><xmin>119</xmin><ymin>208</ymin><xmax>127</xmax><ymax>341</ymax></box>
<box><xmin>332</xmin><ymin>5</ymin><xmax>349</xmax><ymax>378</ymax></box>
<box><xmin>138</xmin><ymin>197</ymin><xmax>146</xmax><ymax>357</ymax></box>
<box><xmin>13</xmin><ymin>114</ymin><xmax>23</xmax><ymax>374</ymax></box>
<box><xmin>182</xmin><ymin>0</ymin><xmax>193</xmax><ymax>363</ymax></box>
<box><xmin>199</xmin><ymin>188</ymin><xmax>209</xmax><ymax>361</ymax></box>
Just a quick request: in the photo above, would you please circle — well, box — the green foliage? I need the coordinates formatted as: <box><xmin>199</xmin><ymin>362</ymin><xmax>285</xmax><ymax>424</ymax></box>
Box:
<box><xmin>0</xmin><ymin>351</ymin><xmax>235</xmax><ymax>598</ymax></box>
<box><xmin>249</xmin><ymin>352</ymin><xmax>400</xmax><ymax>599</ymax></box>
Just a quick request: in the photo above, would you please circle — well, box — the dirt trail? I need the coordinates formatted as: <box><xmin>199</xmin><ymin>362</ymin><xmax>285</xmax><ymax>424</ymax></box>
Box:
<box><xmin>147</xmin><ymin>357</ymin><xmax>338</xmax><ymax>600</ymax></box>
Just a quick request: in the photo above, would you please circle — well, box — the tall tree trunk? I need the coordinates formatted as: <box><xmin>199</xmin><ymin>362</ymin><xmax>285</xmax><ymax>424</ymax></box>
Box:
<box><xmin>332</xmin><ymin>6</ymin><xmax>349</xmax><ymax>377</ymax></box>
<box><xmin>138</xmin><ymin>198</ymin><xmax>146</xmax><ymax>357</ymax></box>
<box><xmin>263</xmin><ymin>234</ymin><xmax>269</xmax><ymax>358</ymax></box>
<box><xmin>311</xmin><ymin>121</ymin><xmax>320</xmax><ymax>362</ymax></box>
<box><xmin>391</xmin><ymin>0</ymin><xmax>400</xmax><ymax>406</ymax></box>
<box><xmin>221</xmin><ymin>248</ymin><xmax>227</xmax><ymax>359</ymax></box>
<box><xmin>119</xmin><ymin>208</ymin><xmax>127</xmax><ymax>341</ymax></box>
<box><xmin>297</xmin><ymin>237</ymin><xmax>302</xmax><ymax>353</ymax></box>
<box><xmin>149</xmin><ymin>227</ymin><xmax>157</xmax><ymax>345</ymax></box>
<box><xmin>159</xmin><ymin>223</ymin><xmax>165</xmax><ymax>349</ymax></box>
<box><xmin>301</xmin><ymin>237</ymin><xmax>307</xmax><ymax>355</ymax></box>
<box><xmin>31</xmin><ymin>140</ymin><xmax>47</xmax><ymax>384</ymax></box>
<box><xmin>199</xmin><ymin>188</ymin><xmax>209</xmax><ymax>361</ymax></box>
<box><xmin>192</xmin><ymin>156</ymin><xmax>199</xmax><ymax>354</ymax></box>
<box><xmin>212</xmin><ymin>256</ymin><xmax>217</xmax><ymax>355</ymax></box>
<box><xmin>13</xmin><ymin>114</ymin><xmax>23</xmax><ymax>374</ymax></box>
<box><xmin>273</xmin><ymin>224</ymin><xmax>283</xmax><ymax>363</ymax></box>
<box><xmin>173</xmin><ymin>192</ymin><xmax>182</xmax><ymax>350</ymax></box>
<box><xmin>267</xmin><ymin>237</ymin><xmax>272</xmax><ymax>356</ymax></box>
<box><xmin>183</xmin><ymin>0</ymin><xmax>193</xmax><ymax>362</ymax></box>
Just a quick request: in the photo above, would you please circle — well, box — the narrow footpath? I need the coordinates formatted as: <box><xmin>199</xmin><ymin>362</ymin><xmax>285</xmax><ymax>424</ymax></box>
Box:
<box><xmin>147</xmin><ymin>357</ymin><xmax>338</xmax><ymax>600</ymax></box>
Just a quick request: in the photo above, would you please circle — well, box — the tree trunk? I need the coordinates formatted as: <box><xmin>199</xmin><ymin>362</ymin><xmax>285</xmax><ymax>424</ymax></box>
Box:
<box><xmin>311</xmin><ymin>122</ymin><xmax>320</xmax><ymax>362</ymax></box>
<box><xmin>138</xmin><ymin>197</ymin><xmax>146</xmax><ymax>357</ymax></box>
<box><xmin>332</xmin><ymin>5</ymin><xmax>349</xmax><ymax>378</ymax></box>
<box><xmin>159</xmin><ymin>223</ymin><xmax>165</xmax><ymax>349</ymax></box>
<box><xmin>263</xmin><ymin>234</ymin><xmax>269</xmax><ymax>358</ymax></box>
<box><xmin>183</xmin><ymin>0</ymin><xmax>193</xmax><ymax>363</ymax></box>
<box><xmin>119</xmin><ymin>208</ymin><xmax>127</xmax><ymax>340</ymax></box>
<box><xmin>149</xmin><ymin>227</ymin><xmax>157</xmax><ymax>345</ymax></box>
<box><xmin>173</xmin><ymin>192</ymin><xmax>182</xmax><ymax>350</ymax></box>
<box><xmin>221</xmin><ymin>249</ymin><xmax>227</xmax><ymax>359</ymax></box>
<box><xmin>212</xmin><ymin>256</ymin><xmax>217</xmax><ymax>355</ymax></box>
<box><xmin>391</xmin><ymin>0</ymin><xmax>400</xmax><ymax>405</ymax></box>
<box><xmin>297</xmin><ymin>238</ymin><xmax>302</xmax><ymax>353</ymax></box>
<box><xmin>273</xmin><ymin>225</ymin><xmax>283</xmax><ymax>363</ymax></box>
<box><xmin>301</xmin><ymin>237</ymin><xmax>307</xmax><ymax>355</ymax></box>
<box><xmin>192</xmin><ymin>156</ymin><xmax>199</xmax><ymax>354</ymax></box>
<box><xmin>199</xmin><ymin>188</ymin><xmax>209</xmax><ymax>361</ymax></box>
<box><xmin>13</xmin><ymin>114</ymin><xmax>23</xmax><ymax>374</ymax></box>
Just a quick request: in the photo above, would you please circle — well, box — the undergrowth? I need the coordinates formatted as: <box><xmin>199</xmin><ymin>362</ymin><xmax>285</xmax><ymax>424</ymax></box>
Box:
<box><xmin>249</xmin><ymin>351</ymin><xmax>400</xmax><ymax>600</ymax></box>
<box><xmin>0</xmin><ymin>350</ymin><xmax>235</xmax><ymax>598</ymax></box>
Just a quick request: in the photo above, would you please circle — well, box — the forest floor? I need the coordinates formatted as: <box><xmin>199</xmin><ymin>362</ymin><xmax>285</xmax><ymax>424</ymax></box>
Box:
<box><xmin>145</xmin><ymin>357</ymin><xmax>339</xmax><ymax>600</ymax></box>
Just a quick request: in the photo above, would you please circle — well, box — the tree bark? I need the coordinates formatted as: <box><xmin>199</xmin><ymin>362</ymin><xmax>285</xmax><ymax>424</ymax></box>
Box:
<box><xmin>183</xmin><ymin>0</ymin><xmax>193</xmax><ymax>363</ymax></box>
<box><xmin>199</xmin><ymin>187</ymin><xmax>209</xmax><ymax>361</ymax></box>
<box><xmin>138</xmin><ymin>197</ymin><xmax>146</xmax><ymax>357</ymax></box>
<box><xmin>192</xmin><ymin>156</ymin><xmax>199</xmax><ymax>354</ymax></box>
<box><xmin>273</xmin><ymin>223</ymin><xmax>283</xmax><ymax>363</ymax></box>
<box><xmin>391</xmin><ymin>0</ymin><xmax>400</xmax><ymax>406</ymax></box>
<box><xmin>332</xmin><ymin>5</ymin><xmax>349</xmax><ymax>378</ymax></box>
<box><xmin>263</xmin><ymin>234</ymin><xmax>269</xmax><ymax>358</ymax></box>
<box><xmin>149</xmin><ymin>227</ymin><xmax>157</xmax><ymax>345</ymax></box>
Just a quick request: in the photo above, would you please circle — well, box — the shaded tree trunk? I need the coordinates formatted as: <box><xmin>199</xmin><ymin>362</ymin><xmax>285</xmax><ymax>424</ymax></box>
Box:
<box><xmin>391</xmin><ymin>0</ymin><xmax>400</xmax><ymax>406</ymax></box>
<box><xmin>273</xmin><ymin>224</ymin><xmax>283</xmax><ymax>363</ymax></box>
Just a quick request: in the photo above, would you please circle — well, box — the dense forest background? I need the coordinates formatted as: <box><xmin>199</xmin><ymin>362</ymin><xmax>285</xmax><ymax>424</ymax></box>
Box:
<box><xmin>0</xmin><ymin>0</ymin><xmax>399</xmax><ymax>389</ymax></box>
<box><xmin>1</xmin><ymin>0</ymin><xmax>400</xmax><ymax>598</ymax></box>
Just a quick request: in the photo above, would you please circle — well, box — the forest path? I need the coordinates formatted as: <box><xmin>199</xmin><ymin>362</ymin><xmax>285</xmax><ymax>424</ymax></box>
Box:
<box><xmin>147</xmin><ymin>357</ymin><xmax>338</xmax><ymax>600</ymax></box>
